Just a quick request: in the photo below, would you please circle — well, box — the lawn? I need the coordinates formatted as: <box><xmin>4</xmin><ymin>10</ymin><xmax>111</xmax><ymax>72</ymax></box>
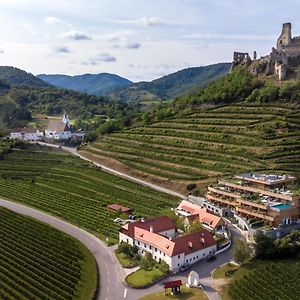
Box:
<box><xmin>212</xmin><ymin>263</ymin><xmax>238</xmax><ymax>279</ymax></box>
<box><xmin>126</xmin><ymin>267</ymin><xmax>165</xmax><ymax>288</ymax></box>
<box><xmin>116</xmin><ymin>252</ymin><xmax>140</xmax><ymax>268</ymax></box>
<box><xmin>141</xmin><ymin>285</ymin><xmax>208</xmax><ymax>300</ymax></box>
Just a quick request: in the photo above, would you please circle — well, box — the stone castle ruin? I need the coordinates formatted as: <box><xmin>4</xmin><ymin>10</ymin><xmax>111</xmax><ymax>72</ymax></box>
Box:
<box><xmin>232</xmin><ymin>23</ymin><xmax>300</xmax><ymax>80</ymax></box>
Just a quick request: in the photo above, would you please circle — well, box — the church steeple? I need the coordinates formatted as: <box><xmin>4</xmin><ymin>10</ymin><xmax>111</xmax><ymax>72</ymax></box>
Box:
<box><xmin>62</xmin><ymin>111</ymin><xmax>70</xmax><ymax>126</ymax></box>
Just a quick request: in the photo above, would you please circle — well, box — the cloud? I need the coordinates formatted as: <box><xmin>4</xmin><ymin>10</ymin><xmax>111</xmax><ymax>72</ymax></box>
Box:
<box><xmin>182</xmin><ymin>33</ymin><xmax>276</xmax><ymax>41</ymax></box>
<box><xmin>83</xmin><ymin>53</ymin><xmax>116</xmax><ymax>65</ymax></box>
<box><xmin>117</xmin><ymin>17</ymin><xmax>163</xmax><ymax>27</ymax></box>
<box><xmin>44</xmin><ymin>16</ymin><xmax>62</xmax><ymax>25</ymax></box>
<box><xmin>61</xmin><ymin>30</ymin><xmax>92</xmax><ymax>40</ymax></box>
<box><xmin>54</xmin><ymin>46</ymin><xmax>71</xmax><ymax>53</ymax></box>
<box><xmin>105</xmin><ymin>31</ymin><xmax>141</xmax><ymax>49</ymax></box>
<box><xmin>0</xmin><ymin>49</ymin><xmax>4</xmax><ymax>54</ymax></box>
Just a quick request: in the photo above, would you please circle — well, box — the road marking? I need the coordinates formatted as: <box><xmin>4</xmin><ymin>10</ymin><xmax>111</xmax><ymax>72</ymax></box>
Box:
<box><xmin>124</xmin><ymin>288</ymin><xmax>127</xmax><ymax>298</ymax></box>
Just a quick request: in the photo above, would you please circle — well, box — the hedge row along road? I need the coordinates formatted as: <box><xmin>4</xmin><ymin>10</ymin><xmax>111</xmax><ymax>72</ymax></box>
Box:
<box><xmin>0</xmin><ymin>205</ymin><xmax>97</xmax><ymax>300</ymax></box>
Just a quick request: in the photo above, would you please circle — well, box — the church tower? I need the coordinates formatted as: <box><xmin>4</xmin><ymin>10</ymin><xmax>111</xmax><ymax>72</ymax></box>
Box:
<box><xmin>62</xmin><ymin>111</ymin><xmax>70</xmax><ymax>127</ymax></box>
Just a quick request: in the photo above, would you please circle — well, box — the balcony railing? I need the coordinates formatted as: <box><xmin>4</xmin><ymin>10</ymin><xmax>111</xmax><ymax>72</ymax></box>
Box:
<box><xmin>236</xmin><ymin>207</ymin><xmax>274</xmax><ymax>222</ymax></box>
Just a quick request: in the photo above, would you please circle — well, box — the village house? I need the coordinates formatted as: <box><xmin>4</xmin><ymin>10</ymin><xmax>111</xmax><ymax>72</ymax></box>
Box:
<box><xmin>10</xmin><ymin>127</ymin><xmax>43</xmax><ymax>141</ymax></box>
<box><xmin>119</xmin><ymin>216</ymin><xmax>217</xmax><ymax>272</ymax></box>
<box><xmin>176</xmin><ymin>200</ymin><xmax>225</xmax><ymax>231</ymax></box>
<box><xmin>44</xmin><ymin>113</ymin><xmax>71</xmax><ymax>140</ymax></box>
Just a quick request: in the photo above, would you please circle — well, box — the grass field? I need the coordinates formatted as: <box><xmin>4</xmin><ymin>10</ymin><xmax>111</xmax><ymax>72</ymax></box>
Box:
<box><xmin>126</xmin><ymin>267</ymin><xmax>165</xmax><ymax>288</ymax></box>
<box><xmin>84</xmin><ymin>103</ymin><xmax>300</xmax><ymax>192</ymax></box>
<box><xmin>219</xmin><ymin>258</ymin><xmax>300</xmax><ymax>300</ymax></box>
<box><xmin>0</xmin><ymin>206</ymin><xmax>97</xmax><ymax>300</ymax></box>
<box><xmin>0</xmin><ymin>144</ymin><xmax>178</xmax><ymax>240</ymax></box>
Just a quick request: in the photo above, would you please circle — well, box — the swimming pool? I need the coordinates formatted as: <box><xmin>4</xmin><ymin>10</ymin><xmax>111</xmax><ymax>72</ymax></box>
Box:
<box><xmin>272</xmin><ymin>204</ymin><xmax>291</xmax><ymax>210</ymax></box>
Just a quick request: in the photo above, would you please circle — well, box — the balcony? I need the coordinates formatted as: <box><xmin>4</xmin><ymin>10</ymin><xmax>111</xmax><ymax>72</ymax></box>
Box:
<box><xmin>236</xmin><ymin>207</ymin><xmax>274</xmax><ymax>222</ymax></box>
<box><xmin>207</xmin><ymin>194</ymin><xmax>238</xmax><ymax>207</ymax></box>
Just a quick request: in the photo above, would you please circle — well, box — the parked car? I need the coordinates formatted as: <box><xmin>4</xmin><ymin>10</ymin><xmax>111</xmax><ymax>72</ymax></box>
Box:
<box><xmin>113</xmin><ymin>218</ymin><xmax>122</xmax><ymax>223</ymax></box>
<box><xmin>206</xmin><ymin>255</ymin><xmax>217</xmax><ymax>262</ymax></box>
<box><xmin>180</xmin><ymin>264</ymin><xmax>190</xmax><ymax>272</ymax></box>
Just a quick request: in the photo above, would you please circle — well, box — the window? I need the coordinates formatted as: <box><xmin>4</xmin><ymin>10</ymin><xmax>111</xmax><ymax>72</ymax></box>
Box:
<box><xmin>197</xmin><ymin>256</ymin><xmax>198</xmax><ymax>259</ymax></box>
<box><xmin>138</xmin><ymin>241</ymin><xmax>140</xmax><ymax>245</ymax></box>
<box><xmin>186</xmin><ymin>259</ymin><xmax>188</xmax><ymax>263</ymax></box>
<box><xmin>178</xmin><ymin>263</ymin><xmax>180</xmax><ymax>266</ymax></box>
<box><xmin>193</xmin><ymin>257</ymin><xmax>195</xmax><ymax>260</ymax></box>
<box><xmin>127</xmin><ymin>239</ymin><xmax>129</xmax><ymax>243</ymax></box>
<box><xmin>155</xmin><ymin>248</ymin><xmax>157</xmax><ymax>252</ymax></box>
<box><xmin>144</xmin><ymin>243</ymin><xmax>146</xmax><ymax>248</ymax></box>
<box><xmin>203</xmin><ymin>253</ymin><xmax>205</xmax><ymax>256</ymax></box>
<box><xmin>163</xmin><ymin>253</ymin><xmax>165</xmax><ymax>257</ymax></box>
<box><xmin>178</xmin><ymin>255</ymin><xmax>180</xmax><ymax>259</ymax></box>
<box><xmin>149</xmin><ymin>246</ymin><xmax>152</xmax><ymax>250</ymax></box>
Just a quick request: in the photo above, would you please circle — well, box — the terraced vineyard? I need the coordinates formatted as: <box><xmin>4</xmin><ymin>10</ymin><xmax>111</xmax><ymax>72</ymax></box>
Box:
<box><xmin>85</xmin><ymin>103</ymin><xmax>300</xmax><ymax>191</ymax></box>
<box><xmin>0</xmin><ymin>147</ymin><xmax>178</xmax><ymax>240</ymax></box>
<box><xmin>228</xmin><ymin>260</ymin><xmax>300</xmax><ymax>300</ymax></box>
<box><xmin>0</xmin><ymin>207</ymin><xmax>97</xmax><ymax>300</ymax></box>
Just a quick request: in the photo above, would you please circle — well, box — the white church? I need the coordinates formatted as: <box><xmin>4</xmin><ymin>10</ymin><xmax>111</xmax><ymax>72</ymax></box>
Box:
<box><xmin>45</xmin><ymin>112</ymin><xmax>72</xmax><ymax>140</ymax></box>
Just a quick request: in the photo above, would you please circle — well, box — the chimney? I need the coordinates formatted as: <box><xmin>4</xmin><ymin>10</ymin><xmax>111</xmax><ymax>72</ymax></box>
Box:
<box><xmin>150</xmin><ymin>225</ymin><xmax>153</xmax><ymax>233</ymax></box>
<box><xmin>188</xmin><ymin>241</ymin><xmax>193</xmax><ymax>248</ymax></box>
<box><xmin>200</xmin><ymin>237</ymin><xmax>205</xmax><ymax>244</ymax></box>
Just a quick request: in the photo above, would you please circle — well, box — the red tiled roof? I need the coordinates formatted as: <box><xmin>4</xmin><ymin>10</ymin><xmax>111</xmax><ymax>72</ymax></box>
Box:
<box><xmin>46</xmin><ymin>120</ymin><xmax>69</xmax><ymax>132</ymax></box>
<box><xmin>178</xmin><ymin>200</ymin><xmax>224</xmax><ymax>229</ymax></box>
<box><xmin>125</xmin><ymin>216</ymin><xmax>176</xmax><ymax>238</ymax></box>
<box><xmin>163</xmin><ymin>280</ymin><xmax>182</xmax><ymax>288</ymax></box>
<box><xmin>107</xmin><ymin>204</ymin><xmax>132</xmax><ymax>213</ymax></box>
<box><xmin>11</xmin><ymin>127</ymin><xmax>38</xmax><ymax>134</ymax></box>
<box><xmin>171</xmin><ymin>229</ymin><xmax>216</xmax><ymax>256</ymax></box>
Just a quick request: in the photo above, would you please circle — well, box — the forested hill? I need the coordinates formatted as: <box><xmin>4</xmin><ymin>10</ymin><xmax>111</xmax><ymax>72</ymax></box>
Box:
<box><xmin>0</xmin><ymin>66</ymin><xmax>50</xmax><ymax>88</ymax></box>
<box><xmin>37</xmin><ymin>73</ymin><xmax>132</xmax><ymax>96</ymax></box>
<box><xmin>106</xmin><ymin>63</ymin><xmax>231</xmax><ymax>102</ymax></box>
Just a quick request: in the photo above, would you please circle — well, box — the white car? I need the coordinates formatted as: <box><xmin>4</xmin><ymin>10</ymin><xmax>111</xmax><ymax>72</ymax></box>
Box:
<box><xmin>113</xmin><ymin>218</ymin><xmax>122</xmax><ymax>223</ymax></box>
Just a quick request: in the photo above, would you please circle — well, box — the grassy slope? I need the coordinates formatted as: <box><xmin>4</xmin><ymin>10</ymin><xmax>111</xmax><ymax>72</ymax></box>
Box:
<box><xmin>84</xmin><ymin>102</ymin><xmax>300</xmax><ymax>194</ymax></box>
<box><xmin>0</xmin><ymin>206</ymin><xmax>97</xmax><ymax>300</ymax></box>
<box><xmin>0</xmin><ymin>145</ymin><xmax>178</xmax><ymax>240</ymax></box>
<box><xmin>219</xmin><ymin>257</ymin><xmax>300</xmax><ymax>300</ymax></box>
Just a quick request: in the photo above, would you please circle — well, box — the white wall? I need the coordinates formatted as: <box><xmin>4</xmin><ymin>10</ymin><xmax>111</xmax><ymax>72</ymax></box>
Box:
<box><xmin>45</xmin><ymin>130</ymin><xmax>71</xmax><ymax>140</ymax></box>
<box><xmin>119</xmin><ymin>232</ymin><xmax>134</xmax><ymax>246</ymax></box>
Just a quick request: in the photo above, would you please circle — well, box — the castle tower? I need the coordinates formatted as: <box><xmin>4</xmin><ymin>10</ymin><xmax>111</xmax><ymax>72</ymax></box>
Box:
<box><xmin>277</xmin><ymin>22</ymin><xmax>292</xmax><ymax>51</ymax></box>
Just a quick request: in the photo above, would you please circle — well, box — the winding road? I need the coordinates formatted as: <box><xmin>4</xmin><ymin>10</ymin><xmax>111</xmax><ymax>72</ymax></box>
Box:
<box><xmin>2</xmin><ymin>143</ymin><xmax>242</xmax><ymax>299</ymax></box>
<box><xmin>0</xmin><ymin>197</ymin><xmax>240</xmax><ymax>300</ymax></box>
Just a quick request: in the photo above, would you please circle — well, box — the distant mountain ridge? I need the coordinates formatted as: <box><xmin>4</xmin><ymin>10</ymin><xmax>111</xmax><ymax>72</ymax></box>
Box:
<box><xmin>106</xmin><ymin>63</ymin><xmax>231</xmax><ymax>102</ymax></box>
<box><xmin>37</xmin><ymin>73</ymin><xmax>132</xmax><ymax>96</ymax></box>
<box><xmin>0</xmin><ymin>66</ymin><xmax>50</xmax><ymax>88</ymax></box>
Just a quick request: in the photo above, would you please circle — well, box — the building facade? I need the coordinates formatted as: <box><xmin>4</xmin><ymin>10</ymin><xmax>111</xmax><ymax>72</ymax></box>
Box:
<box><xmin>119</xmin><ymin>216</ymin><xmax>217</xmax><ymax>272</ymax></box>
<box><xmin>206</xmin><ymin>173</ymin><xmax>300</xmax><ymax>229</ymax></box>
<box><xmin>45</xmin><ymin>113</ymin><xmax>71</xmax><ymax>140</ymax></box>
<box><xmin>10</xmin><ymin>128</ymin><xmax>43</xmax><ymax>141</ymax></box>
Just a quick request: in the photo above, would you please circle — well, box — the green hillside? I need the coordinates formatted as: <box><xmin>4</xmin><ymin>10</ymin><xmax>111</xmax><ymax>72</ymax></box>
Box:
<box><xmin>37</xmin><ymin>73</ymin><xmax>132</xmax><ymax>96</ymax></box>
<box><xmin>106</xmin><ymin>63</ymin><xmax>231</xmax><ymax>103</ymax></box>
<box><xmin>0</xmin><ymin>206</ymin><xmax>97</xmax><ymax>300</ymax></box>
<box><xmin>0</xmin><ymin>66</ymin><xmax>49</xmax><ymax>87</ymax></box>
<box><xmin>83</xmin><ymin>67</ymin><xmax>300</xmax><ymax>194</ymax></box>
<box><xmin>0</xmin><ymin>143</ymin><xmax>178</xmax><ymax>241</ymax></box>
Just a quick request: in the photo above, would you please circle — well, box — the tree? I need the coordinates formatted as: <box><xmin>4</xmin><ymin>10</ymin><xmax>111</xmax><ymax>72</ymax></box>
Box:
<box><xmin>140</xmin><ymin>252</ymin><xmax>155</xmax><ymax>275</ymax></box>
<box><xmin>233</xmin><ymin>237</ymin><xmax>251</xmax><ymax>264</ymax></box>
<box><xmin>187</xmin><ymin>219</ymin><xmax>203</xmax><ymax>233</ymax></box>
<box><xmin>254</xmin><ymin>232</ymin><xmax>276</xmax><ymax>259</ymax></box>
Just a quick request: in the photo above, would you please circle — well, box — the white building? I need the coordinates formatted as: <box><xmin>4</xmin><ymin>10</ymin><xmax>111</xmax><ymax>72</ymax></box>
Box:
<box><xmin>119</xmin><ymin>216</ymin><xmax>217</xmax><ymax>272</ymax></box>
<box><xmin>45</xmin><ymin>113</ymin><xmax>71</xmax><ymax>140</ymax></box>
<box><xmin>10</xmin><ymin>128</ymin><xmax>43</xmax><ymax>141</ymax></box>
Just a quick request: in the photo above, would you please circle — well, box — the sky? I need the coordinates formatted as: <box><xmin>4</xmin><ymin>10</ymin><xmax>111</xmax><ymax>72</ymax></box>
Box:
<box><xmin>0</xmin><ymin>0</ymin><xmax>300</xmax><ymax>82</ymax></box>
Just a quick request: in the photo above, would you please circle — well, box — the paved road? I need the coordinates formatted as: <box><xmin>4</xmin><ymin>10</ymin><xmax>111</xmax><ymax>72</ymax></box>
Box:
<box><xmin>18</xmin><ymin>142</ymin><xmax>243</xmax><ymax>299</ymax></box>
<box><xmin>37</xmin><ymin>142</ymin><xmax>187</xmax><ymax>200</ymax></box>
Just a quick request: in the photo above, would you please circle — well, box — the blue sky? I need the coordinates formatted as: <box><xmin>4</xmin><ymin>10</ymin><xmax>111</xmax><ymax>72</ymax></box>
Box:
<box><xmin>0</xmin><ymin>0</ymin><xmax>299</xmax><ymax>81</ymax></box>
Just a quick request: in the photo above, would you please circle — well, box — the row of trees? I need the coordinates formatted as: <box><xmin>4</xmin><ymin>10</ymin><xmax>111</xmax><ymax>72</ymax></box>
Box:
<box><xmin>232</xmin><ymin>230</ymin><xmax>300</xmax><ymax>265</ymax></box>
